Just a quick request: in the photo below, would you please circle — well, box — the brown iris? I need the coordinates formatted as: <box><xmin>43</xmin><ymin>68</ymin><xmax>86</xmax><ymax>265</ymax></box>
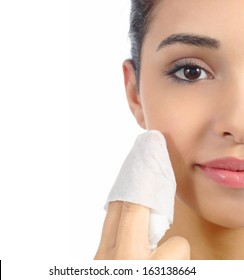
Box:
<box><xmin>184</xmin><ymin>66</ymin><xmax>202</xmax><ymax>80</ymax></box>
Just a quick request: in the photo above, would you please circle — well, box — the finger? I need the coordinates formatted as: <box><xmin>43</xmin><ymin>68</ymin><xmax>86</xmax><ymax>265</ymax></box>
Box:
<box><xmin>115</xmin><ymin>202</ymin><xmax>150</xmax><ymax>251</ymax></box>
<box><xmin>98</xmin><ymin>201</ymin><xmax>123</xmax><ymax>250</ymax></box>
<box><xmin>151</xmin><ymin>236</ymin><xmax>190</xmax><ymax>260</ymax></box>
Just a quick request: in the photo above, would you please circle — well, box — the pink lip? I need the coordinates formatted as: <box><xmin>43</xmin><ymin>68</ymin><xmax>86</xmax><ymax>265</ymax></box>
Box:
<box><xmin>196</xmin><ymin>157</ymin><xmax>244</xmax><ymax>188</ymax></box>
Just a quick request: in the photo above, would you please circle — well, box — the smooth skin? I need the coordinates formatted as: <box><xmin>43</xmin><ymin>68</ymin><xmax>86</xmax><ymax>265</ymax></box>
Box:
<box><xmin>95</xmin><ymin>0</ymin><xmax>244</xmax><ymax>260</ymax></box>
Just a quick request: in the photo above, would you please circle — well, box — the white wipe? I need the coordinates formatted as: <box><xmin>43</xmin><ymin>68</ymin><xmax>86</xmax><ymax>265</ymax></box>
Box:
<box><xmin>104</xmin><ymin>130</ymin><xmax>176</xmax><ymax>249</ymax></box>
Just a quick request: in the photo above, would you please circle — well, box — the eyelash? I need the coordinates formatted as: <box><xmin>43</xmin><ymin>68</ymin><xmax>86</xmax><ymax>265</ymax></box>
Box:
<box><xmin>164</xmin><ymin>60</ymin><xmax>214</xmax><ymax>83</ymax></box>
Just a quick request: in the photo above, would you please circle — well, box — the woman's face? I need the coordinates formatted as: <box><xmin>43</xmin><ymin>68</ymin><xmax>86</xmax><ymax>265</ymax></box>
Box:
<box><xmin>125</xmin><ymin>0</ymin><xmax>244</xmax><ymax>228</ymax></box>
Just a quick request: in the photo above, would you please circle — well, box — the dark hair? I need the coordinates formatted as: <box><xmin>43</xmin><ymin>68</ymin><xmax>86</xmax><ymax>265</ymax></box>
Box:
<box><xmin>129</xmin><ymin>0</ymin><xmax>160</xmax><ymax>83</ymax></box>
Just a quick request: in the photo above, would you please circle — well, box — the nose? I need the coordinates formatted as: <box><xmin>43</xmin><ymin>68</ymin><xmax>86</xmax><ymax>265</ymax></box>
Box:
<box><xmin>212</xmin><ymin>84</ymin><xmax>244</xmax><ymax>144</ymax></box>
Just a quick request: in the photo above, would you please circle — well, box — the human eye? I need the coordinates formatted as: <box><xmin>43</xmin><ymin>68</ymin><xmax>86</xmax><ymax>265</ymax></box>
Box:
<box><xmin>164</xmin><ymin>59</ymin><xmax>214</xmax><ymax>83</ymax></box>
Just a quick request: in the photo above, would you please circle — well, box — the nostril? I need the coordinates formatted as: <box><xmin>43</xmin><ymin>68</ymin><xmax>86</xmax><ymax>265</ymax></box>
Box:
<box><xmin>222</xmin><ymin>132</ymin><xmax>244</xmax><ymax>144</ymax></box>
<box><xmin>223</xmin><ymin>132</ymin><xmax>232</xmax><ymax>137</ymax></box>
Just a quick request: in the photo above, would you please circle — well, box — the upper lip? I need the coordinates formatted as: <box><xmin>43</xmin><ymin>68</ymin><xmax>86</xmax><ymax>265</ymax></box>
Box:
<box><xmin>197</xmin><ymin>157</ymin><xmax>244</xmax><ymax>172</ymax></box>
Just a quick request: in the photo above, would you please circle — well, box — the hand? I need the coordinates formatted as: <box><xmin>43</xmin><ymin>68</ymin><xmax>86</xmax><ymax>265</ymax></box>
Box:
<box><xmin>94</xmin><ymin>201</ymin><xmax>190</xmax><ymax>260</ymax></box>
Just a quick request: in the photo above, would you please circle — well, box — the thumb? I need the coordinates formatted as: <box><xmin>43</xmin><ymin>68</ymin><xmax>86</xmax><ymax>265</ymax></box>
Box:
<box><xmin>151</xmin><ymin>236</ymin><xmax>190</xmax><ymax>260</ymax></box>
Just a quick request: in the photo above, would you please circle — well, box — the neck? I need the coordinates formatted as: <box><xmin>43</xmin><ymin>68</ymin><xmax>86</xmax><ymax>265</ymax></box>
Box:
<box><xmin>159</xmin><ymin>196</ymin><xmax>244</xmax><ymax>260</ymax></box>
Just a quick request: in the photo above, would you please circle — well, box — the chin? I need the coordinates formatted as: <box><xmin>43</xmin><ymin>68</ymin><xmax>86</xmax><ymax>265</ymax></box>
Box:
<box><xmin>208</xmin><ymin>213</ymin><xmax>244</xmax><ymax>230</ymax></box>
<box><xmin>177</xmin><ymin>188</ymin><xmax>244</xmax><ymax>230</ymax></box>
<box><xmin>194</xmin><ymin>204</ymin><xmax>244</xmax><ymax>230</ymax></box>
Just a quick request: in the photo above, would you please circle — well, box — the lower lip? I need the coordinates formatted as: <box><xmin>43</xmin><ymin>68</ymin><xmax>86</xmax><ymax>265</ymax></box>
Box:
<box><xmin>197</xmin><ymin>165</ymin><xmax>244</xmax><ymax>188</ymax></box>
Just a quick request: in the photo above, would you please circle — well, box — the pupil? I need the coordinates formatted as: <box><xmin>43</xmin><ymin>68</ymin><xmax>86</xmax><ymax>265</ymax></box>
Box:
<box><xmin>184</xmin><ymin>66</ymin><xmax>201</xmax><ymax>80</ymax></box>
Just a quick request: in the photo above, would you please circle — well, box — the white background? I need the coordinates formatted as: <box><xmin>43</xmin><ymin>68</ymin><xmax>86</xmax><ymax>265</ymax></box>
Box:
<box><xmin>0</xmin><ymin>0</ymin><xmax>143</xmax><ymax>278</ymax></box>
<box><xmin>70</xmin><ymin>0</ymin><xmax>143</xmax><ymax>261</ymax></box>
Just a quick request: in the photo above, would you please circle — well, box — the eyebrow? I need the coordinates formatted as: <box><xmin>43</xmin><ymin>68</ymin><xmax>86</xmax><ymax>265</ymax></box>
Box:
<box><xmin>156</xmin><ymin>33</ymin><xmax>220</xmax><ymax>51</ymax></box>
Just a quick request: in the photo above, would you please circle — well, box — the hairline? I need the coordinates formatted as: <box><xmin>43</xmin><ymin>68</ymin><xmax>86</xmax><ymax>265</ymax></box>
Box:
<box><xmin>136</xmin><ymin>0</ymin><xmax>162</xmax><ymax>88</ymax></box>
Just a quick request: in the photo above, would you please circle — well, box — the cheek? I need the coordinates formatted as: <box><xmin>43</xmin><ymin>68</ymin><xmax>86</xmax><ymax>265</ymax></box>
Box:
<box><xmin>140</xmin><ymin>93</ymin><xmax>211</xmax><ymax>201</ymax></box>
<box><xmin>141</xmin><ymin>93</ymin><xmax>209</xmax><ymax>152</ymax></box>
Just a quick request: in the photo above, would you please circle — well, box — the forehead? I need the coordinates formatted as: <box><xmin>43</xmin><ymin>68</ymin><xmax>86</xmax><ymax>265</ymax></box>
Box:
<box><xmin>148</xmin><ymin>0</ymin><xmax>244</xmax><ymax>43</ymax></box>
